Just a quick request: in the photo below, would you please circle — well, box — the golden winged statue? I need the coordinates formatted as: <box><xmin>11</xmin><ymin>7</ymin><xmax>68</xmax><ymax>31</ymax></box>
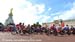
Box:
<box><xmin>9</xmin><ymin>8</ymin><xmax>13</xmax><ymax>16</ymax></box>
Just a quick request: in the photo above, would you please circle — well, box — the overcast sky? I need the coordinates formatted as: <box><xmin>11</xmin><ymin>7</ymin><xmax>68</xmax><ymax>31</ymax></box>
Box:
<box><xmin>0</xmin><ymin>0</ymin><xmax>75</xmax><ymax>25</ymax></box>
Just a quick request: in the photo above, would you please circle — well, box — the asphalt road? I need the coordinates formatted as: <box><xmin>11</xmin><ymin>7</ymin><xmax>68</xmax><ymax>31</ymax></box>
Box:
<box><xmin>0</xmin><ymin>32</ymin><xmax>75</xmax><ymax>42</ymax></box>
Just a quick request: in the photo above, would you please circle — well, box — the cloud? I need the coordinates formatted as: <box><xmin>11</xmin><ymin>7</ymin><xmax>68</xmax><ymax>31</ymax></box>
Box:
<box><xmin>48</xmin><ymin>8</ymin><xmax>52</xmax><ymax>11</ymax></box>
<box><xmin>13</xmin><ymin>1</ymin><xmax>46</xmax><ymax>25</ymax></box>
<box><xmin>52</xmin><ymin>2</ymin><xmax>75</xmax><ymax>21</ymax></box>
<box><xmin>0</xmin><ymin>0</ymin><xmax>50</xmax><ymax>25</ymax></box>
<box><xmin>34</xmin><ymin>4</ymin><xmax>45</xmax><ymax>14</ymax></box>
<box><xmin>59</xmin><ymin>2</ymin><xmax>75</xmax><ymax>20</ymax></box>
<box><xmin>41</xmin><ymin>16</ymin><xmax>51</xmax><ymax>23</ymax></box>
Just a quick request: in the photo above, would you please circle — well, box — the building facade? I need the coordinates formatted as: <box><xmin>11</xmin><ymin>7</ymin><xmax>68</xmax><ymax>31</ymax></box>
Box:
<box><xmin>42</xmin><ymin>19</ymin><xmax>75</xmax><ymax>28</ymax></box>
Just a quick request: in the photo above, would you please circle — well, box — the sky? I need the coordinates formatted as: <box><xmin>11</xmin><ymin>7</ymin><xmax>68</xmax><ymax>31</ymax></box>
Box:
<box><xmin>0</xmin><ymin>0</ymin><xmax>75</xmax><ymax>25</ymax></box>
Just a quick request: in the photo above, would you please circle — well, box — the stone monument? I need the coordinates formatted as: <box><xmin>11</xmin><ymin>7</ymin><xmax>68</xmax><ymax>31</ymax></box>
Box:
<box><xmin>5</xmin><ymin>8</ymin><xmax>14</xmax><ymax>26</ymax></box>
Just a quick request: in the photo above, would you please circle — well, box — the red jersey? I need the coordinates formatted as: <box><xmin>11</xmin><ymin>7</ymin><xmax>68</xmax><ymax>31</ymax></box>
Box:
<box><xmin>61</xmin><ymin>22</ymin><xmax>64</xmax><ymax>27</ymax></box>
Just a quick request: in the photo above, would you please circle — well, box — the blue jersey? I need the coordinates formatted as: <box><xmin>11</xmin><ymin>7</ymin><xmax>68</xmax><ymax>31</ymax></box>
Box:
<box><xmin>63</xmin><ymin>26</ymin><xmax>69</xmax><ymax>31</ymax></box>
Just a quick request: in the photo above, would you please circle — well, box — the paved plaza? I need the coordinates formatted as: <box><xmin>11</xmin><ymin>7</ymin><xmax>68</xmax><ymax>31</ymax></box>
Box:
<box><xmin>0</xmin><ymin>32</ymin><xmax>75</xmax><ymax>42</ymax></box>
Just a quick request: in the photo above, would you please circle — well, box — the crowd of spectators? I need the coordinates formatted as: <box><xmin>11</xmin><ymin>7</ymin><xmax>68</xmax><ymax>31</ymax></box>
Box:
<box><xmin>0</xmin><ymin>22</ymin><xmax>75</xmax><ymax>36</ymax></box>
